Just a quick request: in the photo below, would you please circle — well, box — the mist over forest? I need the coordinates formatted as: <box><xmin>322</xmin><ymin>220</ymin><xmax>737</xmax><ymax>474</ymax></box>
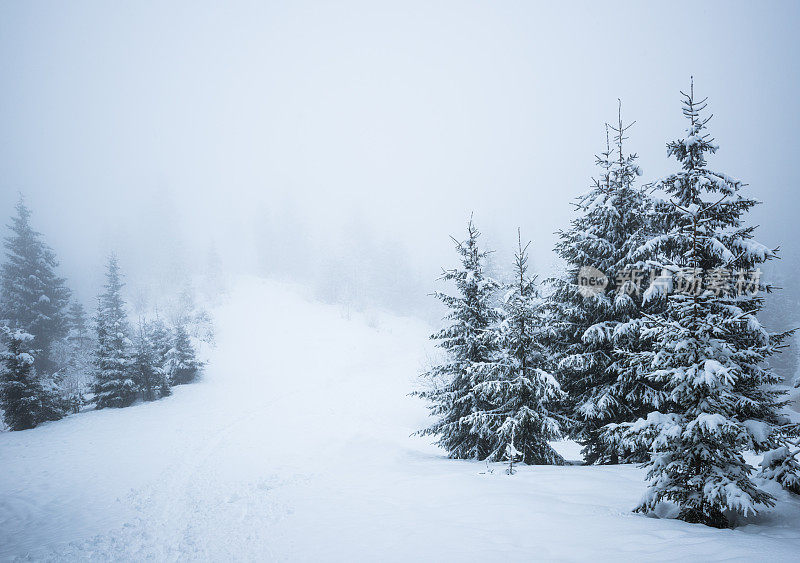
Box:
<box><xmin>3</xmin><ymin>1</ymin><xmax>799</xmax><ymax>322</ymax></box>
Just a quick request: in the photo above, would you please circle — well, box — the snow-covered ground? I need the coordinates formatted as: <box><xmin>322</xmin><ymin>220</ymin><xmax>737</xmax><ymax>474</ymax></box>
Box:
<box><xmin>1</xmin><ymin>277</ymin><xmax>800</xmax><ymax>561</ymax></box>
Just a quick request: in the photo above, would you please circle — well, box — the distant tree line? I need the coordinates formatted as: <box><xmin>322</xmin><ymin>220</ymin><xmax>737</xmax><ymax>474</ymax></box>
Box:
<box><xmin>0</xmin><ymin>198</ymin><xmax>206</xmax><ymax>431</ymax></box>
<box><xmin>416</xmin><ymin>81</ymin><xmax>800</xmax><ymax>529</ymax></box>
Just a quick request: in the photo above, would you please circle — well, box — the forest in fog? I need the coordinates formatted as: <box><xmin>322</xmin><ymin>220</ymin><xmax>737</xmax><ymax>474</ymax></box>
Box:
<box><xmin>2</xmin><ymin>1</ymin><xmax>800</xmax><ymax>560</ymax></box>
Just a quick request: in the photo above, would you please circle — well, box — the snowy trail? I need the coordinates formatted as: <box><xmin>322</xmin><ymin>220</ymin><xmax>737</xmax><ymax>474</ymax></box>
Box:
<box><xmin>2</xmin><ymin>277</ymin><xmax>800</xmax><ymax>561</ymax></box>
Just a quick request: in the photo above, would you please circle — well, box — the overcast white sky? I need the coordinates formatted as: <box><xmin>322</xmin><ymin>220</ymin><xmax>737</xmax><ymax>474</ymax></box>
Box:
<box><xmin>1</xmin><ymin>1</ymin><xmax>799</xmax><ymax>312</ymax></box>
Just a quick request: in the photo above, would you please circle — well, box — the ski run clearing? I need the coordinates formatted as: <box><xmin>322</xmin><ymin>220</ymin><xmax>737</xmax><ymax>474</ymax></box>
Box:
<box><xmin>1</xmin><ymin>277</ymin><xmax>800</xmax><ymax>562</ymax></box>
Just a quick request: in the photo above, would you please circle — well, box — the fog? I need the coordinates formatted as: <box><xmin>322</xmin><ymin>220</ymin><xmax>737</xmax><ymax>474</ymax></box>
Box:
<box><xmin>2</xmin><ymin>1</ymin><xmax>799</xmax><ymax>324</ymax></box>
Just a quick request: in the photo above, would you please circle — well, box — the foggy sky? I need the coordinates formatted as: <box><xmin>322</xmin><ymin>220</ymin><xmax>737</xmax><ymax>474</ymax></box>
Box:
<box><xmin>1</xmin><ymin>1</ymin><xmax>799</xmax><ymax>317</ymax></box>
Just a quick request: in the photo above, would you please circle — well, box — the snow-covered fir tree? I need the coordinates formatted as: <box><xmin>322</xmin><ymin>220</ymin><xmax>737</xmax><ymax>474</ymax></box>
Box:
<box><xmin>132</xmin><ymin>321</ymin><xmax>169</xmax><ymax>401</ymax></box>
<box><xmin>0</xmin><ymin>326</ymin><xmax>64</xmax><ymax>430</ymax></box>
<box><xmin>169</xmin><ymin>283</ymin><xmax>215</xmax><ymax>345</ymax></box>
<box><xmin>67</xmin><ymin>301</ymin><xmax>90</xmax><ymax>344</ymax></box>
<box><xmin>548</xmin><ymin>107</ymin><xmax>657</xmax><ymax>464</ymax></box>
<box><xmin>147</xmin><ymin>316</ymin><xmax>172</xmax><ymax>373</ymax></box>
<box><xmin>49</xmin><ymin>300</ymin><xmax>95</xmax><ymax>412</ymax></box>
<box><xmin>759</xmin><ymin>423</ymin><xmax>800</xmax><ymax>495</ymax></box>
<box><xmin>165</xmin><ymin>323</ymin><xmax>201</xmax><ymax>385</ymax></box>
<box><xmin>49</xmin><ymin>341</ymin><xmax>89</xmax><ymax>414</ymax></box>
<box><xmin>0</xmin><ymin>198</ymin><xmax>71</xmax><ymax>375</ymax></box>
<box><xmin>92</xmin><ymin>255</ymin><xmax>136</xmax><ymax>408</ymax></box>
<box><xmin>470</xmin><ymin>231</ymin><xmax>565</xmax><ymax>464</ymax></box>
<box><xmin>606</xmin><ymin>81</ymin><xmax>798</xmax><ymax>528</ymax></box>
<box><xmin>415</xmin><ymin>218</ymin><xmax>500</xmax><ymax>459</ymax></box>
<box><xmin>0</xmin><ymin>327</ymin><xmax>40</xmax><ymax>430</ymax></box>
<box><xmin>144</xmin><ymin>316</ymin><xmax>175</xmax><ymax>396</ymax></box>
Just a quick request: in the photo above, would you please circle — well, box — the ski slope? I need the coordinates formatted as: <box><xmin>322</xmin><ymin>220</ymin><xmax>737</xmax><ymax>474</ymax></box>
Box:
<box><xmin>1</xmin><ymin>277</ymin><xmax>800</xmax><ymax>561</ymax></box>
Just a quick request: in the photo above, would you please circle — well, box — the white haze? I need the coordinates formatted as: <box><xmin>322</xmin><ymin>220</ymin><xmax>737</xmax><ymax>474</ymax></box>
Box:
<box><xmin>1</xmin><ymin>1</ymin><xmax>799</xmax><ymax>324</ymax></box>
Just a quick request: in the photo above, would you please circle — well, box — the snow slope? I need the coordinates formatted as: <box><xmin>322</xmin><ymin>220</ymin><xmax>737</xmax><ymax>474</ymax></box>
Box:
<box><xmin>1</xmin><ymin>277</ymin><xmax>800</xmax><ymax>561</ymax></box>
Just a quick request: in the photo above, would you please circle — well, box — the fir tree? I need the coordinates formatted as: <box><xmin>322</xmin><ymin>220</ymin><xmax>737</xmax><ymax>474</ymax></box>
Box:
<box><xmin>0</xmin><ymin>198</ymin><xmax>71</xmax><ymax>374</ymax></box>
<box><xmin>415</xmin><ymin>218</ymin><xmax>500</xmax><ymax>459</ymax></box>
<box><xmin>48</xmin><ymin>300</ymin><xmax>94</xmax><ymax>413</ymax></box>
<box><xmin>759</xmin><ymin>424</ymin><xmax>800</xmax><ymax>495</ymax></box>
<box><xmin>165</xmin><ymin>323</ymin><xmax>201</xmax><ymax>385</ymax></box>
<box><xmin>67</xmin><ymin>301</ymin><xmax>89</xmax><ymax>344</ymax></box>
<box><xmin>146</xmin><ymin>316</ymin><xmax>173</xmax><ymax>397</ymax></box>
<box><xmin>131</xmin><ymin>321</ymin><xmax>170</xmax><ymax>401</ymax></box>
<box><xmin>92</xmin><ymin>255</ymin><xmax>136</xmax><ymax>408</ymax></box>
<box><xmin>471</xmin><ymin>231</ymin><xmax>565</xmax><ymax>464</ymax></box>
<box><xmin>548</xmin><ymin>106</ymin><xmax>657</xmax><ymax>464</ymax></box>
<box><xmin>0</xmin><ymin>327</ymin><xmax>40</xmax><ymax>430</ymax></box>
<box><xmin>606</xmin><ymin>80</ymin><xmax>797</xmax><ymax>528</ymax></box>
<box><xmin>147</xmin><ymin>316</ymin><xmax>172</xmax><ymax>371</ymax></box>
<box><xmin>0</xmin><ymin>326</ymin><xmax>64</xmax><ymax>430</ymax></box>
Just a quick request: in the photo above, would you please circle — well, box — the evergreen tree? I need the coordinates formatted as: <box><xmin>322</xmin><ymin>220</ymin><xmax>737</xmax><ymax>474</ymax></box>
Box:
<box><xmin>471</xmin><ymin>231</ymin><xmax>565</xmax><ymax>464</ymax></box>
<box><xmin>146</xmin><ymin>316</ymin><xmax>173</xmax><ymax>397</ymax></box>
<box><xmin>0</xmin><ymin>327</ymin><xmax>40</xmax><ymax>430</ymax></box>
<box><xmin>415</xmin><ymin>218</ymin><xmax>500</xmax><ymax>459</ymax></box>
<box><xmin>67</xmin><ymin>301</ymin><xmax>89</xmax><ymax>344</ymax></box>
<box><xmin>147</xmin><ymin>316</ymin><xmax>172</xmax><ymax>371</ymax></box>
<box><xmin>548</xmin><ymin>107</ymin><xmax>657</xmax><ymax>464</ymax></box>
<box><xmin>92</xmin><ymin>255</ymin><xmax>136</xmax><ymax>408</ymax></box>
<box><xmin>607</xmin><ymin>81</ymin><xmax>797</xmax><ymax>528</ymax></box>
<box><xmin>48</xmin><ymin>300</ymin><xmax>94</xmax><ymax>413</ymax></box>
<box><xmin>759</xmin><ymin>424</ymin><xmax>800</xmax><ymax>495</ymax></box>
<box><xmin>0</xmin><ymin>198</ymin><xmax>71</xmax><ymax>374</ymax></box>
<box><xmin>0</xmin><ymin>326</ymin><xmax>64</xmax><ymax>430</ymax></box>
<box><xmin>132</xmin><ymin>321</ymin><xmax>169</xmax><ymax>401</ymax></box>
<box><xmin>165</xmin><ymin>323</ymin><xmax>201</xmax><ymax>385</ymax></box>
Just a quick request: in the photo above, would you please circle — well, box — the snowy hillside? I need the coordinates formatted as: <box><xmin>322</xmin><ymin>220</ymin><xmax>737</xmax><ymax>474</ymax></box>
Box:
<box><xmin>1</xmin><ymin>277</ymin><xmax>800</xmax><ymax>561</ymax></box>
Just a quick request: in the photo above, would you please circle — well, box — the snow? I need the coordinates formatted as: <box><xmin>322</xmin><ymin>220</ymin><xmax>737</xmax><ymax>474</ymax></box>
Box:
<box><xmin>17</xmin><ymin>352</ymin><xmax>34</xmax><ymax>365</ymax></box>
<box><xmin>2</xmin><ymin>277</ymin><xmax>800</xmax><ymax>560</ymax></box>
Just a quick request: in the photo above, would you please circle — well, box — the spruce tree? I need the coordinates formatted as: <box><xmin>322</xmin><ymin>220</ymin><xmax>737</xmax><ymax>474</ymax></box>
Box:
<box><xmin>607</xmin><ymin>81</ymin><xmax>797</xmax><ymax>528</ymax></box>
<box><xmin>165</xmin><ymin>323</ymin><xmax>201</xmax><ymax>385</ymax></box>
<box><xmin>132</xmin><ymin>321</ymin><xmax>169</xmax><ymax>401</ymax></box>
<box><xmin>147</xmin><ymin>316</ymin><xmax>172</xmax><ymax>389</ymax></box>
<box><xmin>548</xmin><ymin>107</ymin><xmax>657</xmax><ymax>464</ymax></box>
<box><xmin>0</xmin><ymin>327</ymin><xmax>41</xmax><ymax>430</ymax></box>
<box><xmin>67</xmin><ymin>301</ymin><xmax>89</xmax><ymax>344</ymax></box>
<box><xmin>759</xmin><ymin>426</ymin><xmax>800</xmax><ymax>495</ymax></box>
<box><xmin>147</xmin><ymin>316</ymin><xmax>172</xmax><ymax>373</ymax></box>
<box><xmin>0</xmin><ymin>198</ymin><xmax>71</xmax><ymax>374</ymax></box>
<box><xmin>48</xmin><ymin>300</ymin><xmax>94</xmax><ymax>413</ymax></box>
<box><xmin>471</xmin><ymin>231</ymin><xmax>565</xmax><ymax>464</ymax></box>
<box><xmin>92</xmin><ymin>255</ymin><xmax>136</xmax><ymax>408</ymax></box>
<box><xmin>0</xmin><ymin>325</ymin><xmax>65</xmax><ymax>429</ymax></box>
<box><xmin>415</xmin><ymin>218</ymin><xmax>500</xmax><ymax>459</ymax></box>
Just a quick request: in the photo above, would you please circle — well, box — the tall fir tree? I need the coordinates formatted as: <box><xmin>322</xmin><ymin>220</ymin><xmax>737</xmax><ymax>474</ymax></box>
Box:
<box><xmin>548</xmin><ymin>107</ymin><xmax>657</xmax><ymax>464</ymax></box>
<box><xmin>0</xmin><ymin>198</ymin><xmax>71</xmax><ymax>375</ymax></box>
<box><xmin>165</xmin><ymin>322</ymin><xmax>201</xmax><ymax>385</ymax></box>
<box><xmin>607</xmin><ymin>80</ymin><xmax>798</xmax><ymax>528</ymax></box>
<box><xmin>471</xmin><ymin>231</ymin><xmax>565</xmax><ymax>464</ymax></box>
<box><xmin>415</xmin><ymin>218</ymin><xmax>500</xmax><ymax>459</ymax></box>
<box><xmin>92</xmin><ymin>255</ymin><xmax>136</xmax><ymax>408</ymax></box>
